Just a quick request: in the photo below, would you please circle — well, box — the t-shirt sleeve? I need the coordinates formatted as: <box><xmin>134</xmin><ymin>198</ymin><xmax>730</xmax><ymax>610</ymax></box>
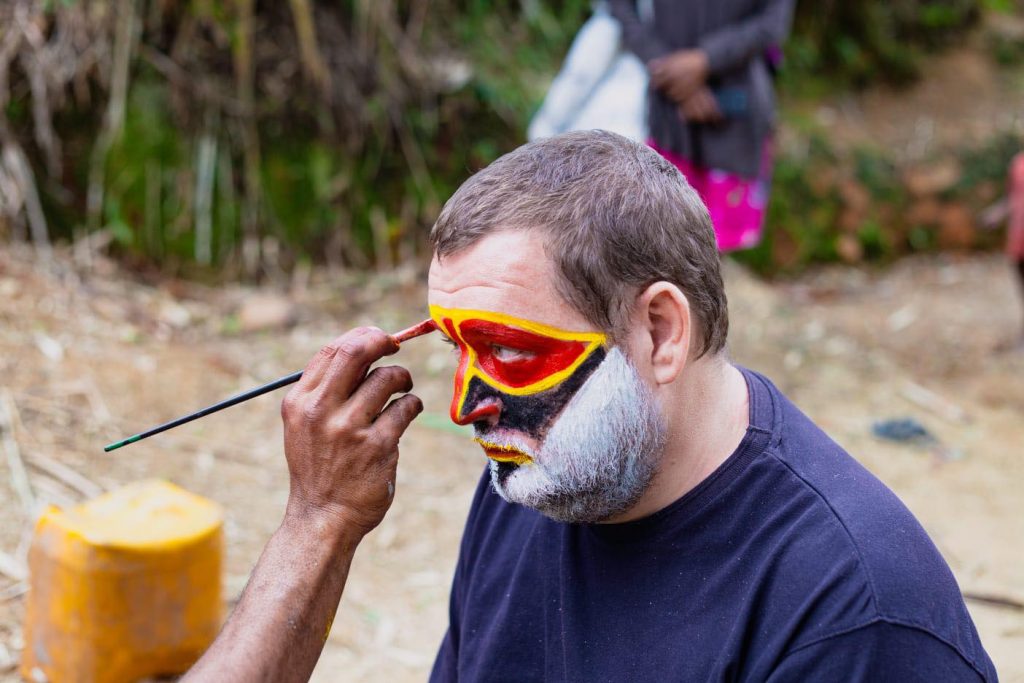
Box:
<box><xmin>698</xmin><ymin>0</ymin><xmax>794</xmax><ymax>77</ymax></box>
<box><xmin>767</xmin><ymin>621</ymin><xmax>992</xmax><ymax>682</ymax></box>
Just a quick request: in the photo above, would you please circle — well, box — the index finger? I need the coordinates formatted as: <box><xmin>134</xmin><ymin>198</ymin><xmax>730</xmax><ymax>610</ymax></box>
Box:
<box><xmin>297</xmin><ymin>327</ymin><xmax>397</xmax><ymax>395</ymax></box>
<box><xmin>314</xmin><ymin>327</ymin><xmax>399</xmax><ymax>403</ymax></box>
<box><xmin>296</xmin><ymin>327</ymin><xmax>370</xmax><ymax>393</ymax></box>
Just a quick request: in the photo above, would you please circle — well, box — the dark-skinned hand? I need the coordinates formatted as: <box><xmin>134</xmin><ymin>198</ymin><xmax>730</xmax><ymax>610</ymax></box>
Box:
<box><xmin>678</xmin><ymin>86</ymin><xmax>723</xmax><ymax>125</ymax></box>
<box><xmin>649</xmin><ymin>49</ymin><xmax>710</xmax><ymax>104</ymax></box>
<box><xmin>279</xmin><ymin>326</ymin><xmax>423</xmax><ymax>538</ymax></box>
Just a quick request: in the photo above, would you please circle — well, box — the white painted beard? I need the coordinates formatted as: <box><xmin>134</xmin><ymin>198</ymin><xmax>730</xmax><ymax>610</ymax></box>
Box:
<box><xmin>483</xmin><ymin>348</ymin><xmax>668</xmax><ymax>524</ymax></box>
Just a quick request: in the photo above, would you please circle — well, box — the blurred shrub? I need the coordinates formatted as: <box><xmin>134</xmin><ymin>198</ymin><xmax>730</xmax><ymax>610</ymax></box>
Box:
<box><xmin>784</xmin><ymin>0</ymin><xmax>981</xmax><ymax>92</ymax></box>
<box><xmin>1</xmin><ymin>0</ymin><xmax>588</xmax><ymax>276</ymax></box>
<box><xmin>0</xmin><ymin>0</ymin><xmax>1009</xmax><ymax>278</ymax></box>
<box><xmin>734</xmin><ymin>130</ymin><xmax>1019</xmax><ymax>276</ymax></box>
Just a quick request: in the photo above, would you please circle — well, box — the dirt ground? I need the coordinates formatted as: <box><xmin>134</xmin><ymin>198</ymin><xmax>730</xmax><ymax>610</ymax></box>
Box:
<box><xmin>786</xmin><ymin>34</ymin><xmax>1024</xmax><ymax>161</ymax></box>
<box><xmin>0</xmin><ymin>244</ymin><xmax>1021</xmax><ymax>681</ymax></box>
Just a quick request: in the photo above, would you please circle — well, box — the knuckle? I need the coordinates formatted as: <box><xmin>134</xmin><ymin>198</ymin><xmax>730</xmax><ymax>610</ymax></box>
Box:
<box><xmin>327</xmin><ymin>326</ymin><xmax>368</xmax><ymax>351</ymax></box>
<box><xmin>333</xmin><ymin>412</ymin><xmax>358</xmax><ymax>435</ymax></box>
<box><xmin>362</xmin><ymin>429</ymin><xmax>388</xmax><ymax>453</ymax></box>
<box><xmin>361</xmin><ymin>326</ymin><xmax>387</xmax><ymax>340</ymax></box>
<box><xmin>398</xmin><ymin>391</ymin><xmax>422</xmax><ymax>412</ymax></box>
<box><xmin>280</xmin><ymin>393</ymin><xmax>296</xmax><ymax>419</ymax></box>
<box><xmin>364</xmin><ymin>366</ymin><xmax>387</xmax><ymax>386</ymax></box>
<box><xmin>337</xmin><ymin>338</ymin><xmax>368</xmax><ymax>362</ymax></box>
<box><xmin>338</xmin><ymin>328</ymin><xmax>394</xmax><ymax>364</ymax></box>
<box><xmin>364</xmin><ymin>368</ymin><xmax>387</xmax><ymax>395</ymax></box>
<box><xmin>300</xmin><ymin>397</ymin><xmax>328</xmax><ymax>422</ymax></box>
<box><xmin>378</xmin><ymin>365</ymin><xmax>409</xmax><ymax>388</ymax></box>
<box><xmin>376</xmin><ymin>424</ymin><xmax>399</xmax><ymax>447</ymax></box>
<box><xmin>362</xmin><ymin>367</ymin><xmax>390</xmax><ymax>392</ymax></box>
<box><xmin>317</xmin><ymin>343</ymin><xmax>339</xmax><ymax>359</ymax></box>
<box><xmin>362</xmin><ymin>327</ymin><xmax>394</xmax><ymax>351</ymax></box>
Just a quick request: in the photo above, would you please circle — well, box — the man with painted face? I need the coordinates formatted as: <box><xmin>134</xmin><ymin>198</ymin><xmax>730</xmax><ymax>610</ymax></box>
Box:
<box><xmin>425</xmin><ymin>132</ymin><xmax>995</xmax><ymax>682</ymax></box>
<box><xmin>184</xmin><ymin>131</ymin><xmax>995</xmax><ymax>682</ymax></box>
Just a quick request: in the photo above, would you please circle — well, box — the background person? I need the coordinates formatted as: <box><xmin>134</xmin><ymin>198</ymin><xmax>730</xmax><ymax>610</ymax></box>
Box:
<box><xmin>610</xmin><ymin>0</ymin><xmax>794</xmax><ymax>252</ymax></box>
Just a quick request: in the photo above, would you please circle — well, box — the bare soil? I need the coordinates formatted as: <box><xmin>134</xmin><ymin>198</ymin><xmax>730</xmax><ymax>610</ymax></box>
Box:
<box><xmin>787</xmin><ymin>36</ymin><xmax>1024</xmax><ymax>162</ymax></box>
<box><xmin>0</xmin><ymin>244</ymin><xmax>1021</xmax><ymax>681</ymax></box>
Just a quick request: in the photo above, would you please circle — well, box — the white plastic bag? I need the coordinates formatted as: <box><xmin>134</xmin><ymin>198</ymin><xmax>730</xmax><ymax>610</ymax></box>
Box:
<box><xmin>527</xmin><ymin>4</ymin><xmax>649</xmax><ymax>142</ymax></box>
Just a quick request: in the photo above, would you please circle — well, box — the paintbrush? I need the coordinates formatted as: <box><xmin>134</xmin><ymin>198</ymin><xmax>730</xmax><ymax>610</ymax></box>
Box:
<box><xmin>103</xmin><ymin>319</ymin><xmax>438</xmax><ymax>452</ymax></box>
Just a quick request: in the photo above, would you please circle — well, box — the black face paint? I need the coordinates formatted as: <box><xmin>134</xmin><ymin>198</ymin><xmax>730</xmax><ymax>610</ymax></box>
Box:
<box><xmin>466</xmin><ymin>347</ymin><xmax>608</xmax><ymax>441</ymax></box>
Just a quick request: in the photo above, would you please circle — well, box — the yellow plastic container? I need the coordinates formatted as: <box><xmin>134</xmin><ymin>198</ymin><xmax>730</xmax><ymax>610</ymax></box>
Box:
<box><xmin>21</xmin><ymin>480</ymin><xmax>223</xmax><ymax>683</ymax></box>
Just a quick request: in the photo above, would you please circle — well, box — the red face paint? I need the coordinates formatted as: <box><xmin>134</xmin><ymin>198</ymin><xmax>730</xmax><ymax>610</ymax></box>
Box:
<box><xmin>459</xmin><ymin>319</ymin><xmax>589</xmax><ymax>389</ymax></box>
<box><xmin>430</xmin><ymin>306</ymin><xmax>607</xmax><ymax>427</ymax></box>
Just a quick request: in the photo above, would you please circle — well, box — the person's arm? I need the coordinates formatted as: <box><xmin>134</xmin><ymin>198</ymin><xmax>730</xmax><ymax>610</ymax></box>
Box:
<box><xmin>767</xmin><ymin>620</ymin><xmax>993</xmax><ymax>682</ymax></box>
<box><xmin>698</xmin><ymin>0</ymin><xmax>795</xmax><ymax>77</ymax></box>
<box><xmin>648</xmin><ymin>0</ymin><xmax>794</xmax><ymax>104</ymax></box>
<box><xmin>183</xmin><ymin>327</ymin><xmax>423</xmax><ymax>683</ymax></box>
<box><xmin>608</xmin><ymin>0</ymin><xmax>672</xmax><ymax>64</ymax></box>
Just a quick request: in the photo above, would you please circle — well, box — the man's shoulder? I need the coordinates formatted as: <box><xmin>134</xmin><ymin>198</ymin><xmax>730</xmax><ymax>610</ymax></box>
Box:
<box><xmin>752</xmin><ymin>372</ymin><xmax>989</xmax><ymax>670</ymax></box>
<box><xmin>762</xmin><ymin>378</ymin><xmax>953</xmax><ymax>603</ymax></box>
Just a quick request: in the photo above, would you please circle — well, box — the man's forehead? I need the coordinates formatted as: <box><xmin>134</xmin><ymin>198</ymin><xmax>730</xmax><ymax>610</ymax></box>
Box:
<box><xmin>428</xmin><ymin>231</ymin><xmax>548</xmax><ymax>285</ymax></box>
<box><xmin>425</xmin><ymin>231</ymin><xmax>590</xmax><ymax>329</ymax></box>
<box><xmin>427</xmin><ymin>255</ymin><xmax>540</xmax><ymax>297</ymax></box>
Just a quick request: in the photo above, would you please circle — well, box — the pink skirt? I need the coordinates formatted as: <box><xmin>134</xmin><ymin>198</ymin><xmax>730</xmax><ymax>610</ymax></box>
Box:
<box><xmin>649</xmin><ymin>139</ymin><xmax>773</xmax><ymax>253</ymax></box>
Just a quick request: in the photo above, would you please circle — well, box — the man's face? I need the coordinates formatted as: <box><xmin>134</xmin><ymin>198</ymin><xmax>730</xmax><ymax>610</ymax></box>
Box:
<box><xmin>427</xmin><ymin>231</ymin><xmax>666</xmax><ymax>523</ymax></box>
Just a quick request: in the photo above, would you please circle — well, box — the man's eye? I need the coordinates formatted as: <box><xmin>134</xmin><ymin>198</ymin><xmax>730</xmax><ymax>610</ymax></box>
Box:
<box><xmin>440</xmin><ymin>336</ymin><xmax>459</xmax><ymax>352</ymax></box>
<box><xmin>491</xmin><ymin>344</ymin><xmax>534</xmax><ymax>362</ymax></box>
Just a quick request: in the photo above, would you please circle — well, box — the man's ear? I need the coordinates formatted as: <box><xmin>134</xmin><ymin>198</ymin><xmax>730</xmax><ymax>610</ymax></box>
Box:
<box><xmin>633</xmin><ymin>282</ymin><xmax>691</xmax><ymax>385</ymax></box>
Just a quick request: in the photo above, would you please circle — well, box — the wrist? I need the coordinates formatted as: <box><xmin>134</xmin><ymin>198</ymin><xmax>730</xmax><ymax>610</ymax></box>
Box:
<box><xmin>281</xmin><ymin>498</ymin><xmax>366</xmax><ymax>554</ymax></box>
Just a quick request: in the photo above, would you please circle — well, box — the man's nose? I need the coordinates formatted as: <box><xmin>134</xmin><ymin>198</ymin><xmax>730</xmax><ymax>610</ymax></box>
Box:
<box><xmin>450</xmin><ymin>390</ymin><xmax>502</xmax><ymax>427</ymax></box>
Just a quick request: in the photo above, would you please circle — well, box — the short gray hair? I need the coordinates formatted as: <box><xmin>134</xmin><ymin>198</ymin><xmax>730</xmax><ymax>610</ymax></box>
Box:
<box><xmin>430</xmin><ymin>130</ymin><xmax>728</xmax><ymax>357</ymax></box>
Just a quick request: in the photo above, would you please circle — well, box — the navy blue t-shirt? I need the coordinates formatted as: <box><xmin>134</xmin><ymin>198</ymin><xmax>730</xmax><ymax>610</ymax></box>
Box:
<box><xmin>430</xmin><ymin>369</ymin><xmax>997</xmax><ymax>682</ymax></box>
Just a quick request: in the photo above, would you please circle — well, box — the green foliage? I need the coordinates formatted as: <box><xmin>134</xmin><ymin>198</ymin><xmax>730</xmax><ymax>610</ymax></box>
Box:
<box><xmin>102</xmin><ymin>83</ymin><xmax>188</xmax><ymax>256</ymax></box>
<box><xmin>0</xmin><ymin>0</ymin><xmax>1004</xmax><ymax>278</ymax></box>
<box><xmin>2</xmin><ymin>0</ymin><xmax>591</xmax><ymax>275</ymax></box>
<box><xmin>732</xmin><ymin>135</ymin><xmax>843</xmax><ymax>274</ymax></box>
<box><xmin>783</xmin><ymin>0</ymin><xmax>981</xmax><ymax>93</ymax></box>
<box><xmin>989</xmin><ymin>35</ymin><xmax>1024</xmax><ymax>66</ymax></box>
<box><xmin>735</xmin><ymin>130</ymin><xmax>1019</xmax><ymax>276</ymax></box>
<box><xmin>959</xmin><ymin>133</ymin><xmax>1023</xmax><ymax>190</ymax></box>
<box><xmin>983</xmin><ymin>0</ymin><xmax>1017</xmax><ymax>13</ymax></box>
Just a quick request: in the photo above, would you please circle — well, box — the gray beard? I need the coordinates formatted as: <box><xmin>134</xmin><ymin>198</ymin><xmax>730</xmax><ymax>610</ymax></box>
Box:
<box><xmin>483</xmin><ymin>348</ymin><xmax>668</xmax><ymax>524</ymax></box>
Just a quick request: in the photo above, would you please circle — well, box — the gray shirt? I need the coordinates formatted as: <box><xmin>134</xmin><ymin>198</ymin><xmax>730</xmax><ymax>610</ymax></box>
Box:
<box><xmin>609</xmin><ymin>0</ymin><xmax>794</xmax><ymax>178</ymax></box>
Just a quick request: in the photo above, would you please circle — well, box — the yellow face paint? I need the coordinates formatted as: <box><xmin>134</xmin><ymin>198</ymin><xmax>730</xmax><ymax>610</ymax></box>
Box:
<box><xmin>429</xmin><ymin>305</ymin><xmax>607</xmax><ymax>427</ymax></box>
<box><xmin>473</xmin><ymin>438</ymin><xmax>534</xmax><ymax>465</ymax></box>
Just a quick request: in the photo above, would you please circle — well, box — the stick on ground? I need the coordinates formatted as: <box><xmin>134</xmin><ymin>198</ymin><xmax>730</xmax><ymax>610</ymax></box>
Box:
<box><xmin>0</xmin><ymin>390</ymin><xmax>34</xmax><ymax>514</ymax></box>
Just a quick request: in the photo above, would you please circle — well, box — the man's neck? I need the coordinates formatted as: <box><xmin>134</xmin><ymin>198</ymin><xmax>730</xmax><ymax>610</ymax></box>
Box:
<box><xmin>608</xmin><ymin>357</ymin><xmax>750</xmax><ymax>523</ymax></box>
